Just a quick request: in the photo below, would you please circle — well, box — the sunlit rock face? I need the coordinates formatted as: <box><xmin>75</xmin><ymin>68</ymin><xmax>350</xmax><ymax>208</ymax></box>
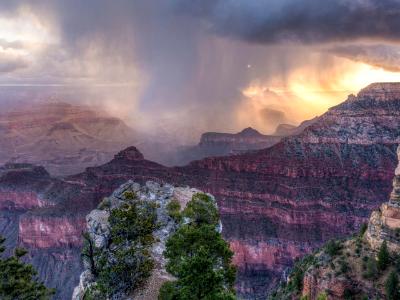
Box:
<box><xmin>0</xmin><ymin>102</ymin><xmax>136</xmax><ymax>176</ymax></box>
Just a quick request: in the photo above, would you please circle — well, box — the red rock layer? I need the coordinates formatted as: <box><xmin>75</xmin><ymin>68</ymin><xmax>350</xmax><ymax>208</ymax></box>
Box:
<box><xmin>19</xmin><ymin>216</ymin><xmax>86</xmax><ymax>248</ymax></box>
<box><xmin>2</xmin><ymin>83</ymin><xmax>400</xmax><ymax>299</ymax></box>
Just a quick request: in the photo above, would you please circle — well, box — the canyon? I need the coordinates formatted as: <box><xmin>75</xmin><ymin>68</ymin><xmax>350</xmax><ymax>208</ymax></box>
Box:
<box><xmin>0</xmin><ymin>102</ymin><xmax>137</xmax><ymax>176</ymax></box>
<box><xmin>0</xmin><ymin>101</ymin><xmax>304</xmax><ymax>174</ymax></box>
<box><xmin>1</xmin><ymin>82</ymin><xmax>400</xmax><ymax>299</ymax></box>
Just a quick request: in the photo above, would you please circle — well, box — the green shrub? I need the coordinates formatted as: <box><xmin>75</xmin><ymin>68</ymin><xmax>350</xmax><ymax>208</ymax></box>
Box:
<box><xmin>167</xmin><ymin>199</ymin><xmax>182</xmax><ymax>223</ymax></box>
<box><xmin>363</xmin><ymin>257</ymin><xmax>377</xmax><ymax>279</ymax></box>
<box><xmin>83</xmin><ymin>200</ymin><xmax>158</xmax><ymax>298</ymax></box>
<box><xmin>0</xmin><ymin>236</ymin><xmax>55</xmax><ymax>299</ymax></box>
<box><xmin>317</xmin><ymin>292</ymin><xmax>328</xmax><ymax>300</ymax></box>
<box><xmin>385</xmin><ymin>271</ymin><xmax>399</xmax><ymax>300</ymax></box>
<box><xmin>377</xmin><ymin>240</ymin><xmax>390</xmax><ymax>271</ymax></box>
<box><xmin>109</xmin><ymin>201</ymin><xmax>157</xmax><ymax>246</ymax></box>
<box><xmin>325</xmin><ymin>240</ymin><xmax>342</xmax><ymax>257</ymax></box>
<box><xmin>359</xmin><ymin>223</ymin><xmax>368</xmax><ymax>237</ymax></box>
<box><xmin>339</xmin><ymin>261</ymin><xmax>349</xmax><ymax>274</ymax></box>
<box><xmin>160</xmin><ymin>193</ymin><xmax>236</xmax><ymax>299</ymax></box>
<box><xmin>123</xmin><ymin>191</ymin><xmax>137</xmax><ymax>201</ymax></box>
<box><xmin>182</xmin><ymin>193</ymin><xmax>219</xmax><ymax>226</ymax></box>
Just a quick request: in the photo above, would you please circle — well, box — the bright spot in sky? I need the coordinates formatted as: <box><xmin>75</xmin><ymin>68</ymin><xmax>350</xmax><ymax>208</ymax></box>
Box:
<box><xmin>0</xmin><ymin>7</ymin><xmax>54</xmax><ymax>44</ymax></box>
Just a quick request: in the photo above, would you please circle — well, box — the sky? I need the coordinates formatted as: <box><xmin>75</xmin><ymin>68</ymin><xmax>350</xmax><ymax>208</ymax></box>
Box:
<box><xmin>1</xmin><ymin>0</ymin><xmax>400</xmax><ymax>142</ymax></box>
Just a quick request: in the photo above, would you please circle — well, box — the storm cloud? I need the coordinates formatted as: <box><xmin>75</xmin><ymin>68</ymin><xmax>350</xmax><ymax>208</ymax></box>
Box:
<box><xmin>172</xmin><ymin>0</ymin><xmax>400</xmax><ymax>44</ymax></box>
<box><xmin>1</xmin><ymin>0</ymin><xmax>400</xmax><ymax>142</ymax></box>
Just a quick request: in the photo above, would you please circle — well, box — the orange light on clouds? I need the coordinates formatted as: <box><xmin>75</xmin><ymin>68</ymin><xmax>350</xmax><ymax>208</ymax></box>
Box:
<box><xmin>238</xmin><ymin>56</ymin><xmax>400</xmax><ymax>133</ymax></box>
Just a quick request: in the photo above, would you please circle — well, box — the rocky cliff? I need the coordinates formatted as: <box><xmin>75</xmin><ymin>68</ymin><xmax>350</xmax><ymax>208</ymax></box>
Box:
<box><xmin>72</xmin><ymin>180</ymin><xmax>220</xmax><ymax>300</ymax></box>
<box><xmin>1</xmin><ymin>83</ymin><xmax>400</xmax><ymax>299</ymax></box>
<box><xmin>271</xmin><ymin>145</ymin><xmax>400</xmax><ymax>300</ymax></box>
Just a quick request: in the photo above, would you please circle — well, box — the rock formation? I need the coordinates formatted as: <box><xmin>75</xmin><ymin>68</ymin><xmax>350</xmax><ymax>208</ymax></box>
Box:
<box><xmin>1</xmin><ymin>83</ymin><xmax>400</xmax><ymax>299</ymax></box>
<box><xmin>72</xmin><ymin>180</ymin><xmax>219</xmax><ymax>300</ymax></box>
<box><xmin>367</xmin><ymin>146</ymin><xmax>400</xmax><ymax>252</ymax></box>
<box><xmin>272</xmin><ymin>144</ymin><xmax>400</xmax><ymax>300</ymax></box>
<box><xmin>167</xmin><ymin>127</ymin><xmax>282</xmax><ymax>166</ymax></box>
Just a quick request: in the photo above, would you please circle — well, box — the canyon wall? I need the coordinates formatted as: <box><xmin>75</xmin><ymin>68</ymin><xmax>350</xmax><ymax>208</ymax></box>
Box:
<box><xmin>1</xmin><ymin>83</ymin><xmax>400</xmax><ymax>299</ymax></box>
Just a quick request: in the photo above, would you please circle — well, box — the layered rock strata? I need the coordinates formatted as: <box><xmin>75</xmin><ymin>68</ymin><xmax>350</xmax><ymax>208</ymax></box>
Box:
<box><xmin>276</xmin><ymin>145</ymin><xmax>400</xmax><ymax>300</ymax></box>
<box><xmin>2</xmin><ymin>83</ymin><xmax>400</xmax><ymax>299</ymax></box>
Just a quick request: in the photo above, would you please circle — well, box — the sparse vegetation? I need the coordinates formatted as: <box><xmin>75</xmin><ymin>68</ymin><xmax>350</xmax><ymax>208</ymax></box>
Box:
<box><xmin>159</xmin><ymin>193</ymin><xmax>236</xmax><ymax>300</ymax></box>
<box><xmin>182</xmin><ymin>193</ymin><xmax>220</xmax><ymax>226</ymax></box>
<box><xmin>363</xmin><ymin>257</ymin><xmax>377</xmax><ymax>279</ymax></box>
<box><xmin>325</xmin><ymin>239</ymin><xmax>342</xmax><ymax>256</ymax></box>
<box><xmin>385</xmin><ymin>271</ymin><xmax>399</xmax><ymax>300</ymax></box>
<box><xmin>0</xmin><ymin>236</ymin><xmax>55</xmax><ymax>299</ymax></box>
<box><xmin>166</xmin><ymin>198</ymin><xmax>182</xmax><ymax>223</ymax></box>
<box><xmin>359</xmin><ymin>223</ymin><xmax>368</xmax><ymax>237</ymax></box>
<box><xmin>317</xmin><ymin>292</ymin><xmax>328</xmax><ymax>300</ymax></box>
<box><xmin>123</xmin><ymin>190</ymin><xmax>137</xmax><ymax>201</ymax></box>
<box><xmin>82</xmin><ymin>200</ymin><xmax>158</xmax><ymax>298</ymax></box>
<box><xmin>377</xmin><ymin>240</ymin><xmax>390</xmax><ymax>271</ymax></box>
<box><xmin>270</xmin><ymin>233</ymin><xmax>400</xmax><ymax>300</ymax></box>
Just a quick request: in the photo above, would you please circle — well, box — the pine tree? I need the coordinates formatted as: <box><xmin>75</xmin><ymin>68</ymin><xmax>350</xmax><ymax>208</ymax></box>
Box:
<box><xmin>385</xmin><ymin>271</ymin><xmax>399</xmax><ymax>300</ymax></box>
<box><xmin>377</xmin><ymin>240</ymin><xmax>390</xmax><ymax>271</ymax></box>
<box><xmin>159</xmin><ymin>193</ymin><xmax>236</xmax><ymax>300</ymax></box>
<box><xmin>0</xmin><ymin>236</ymin><xmax>55</xmax><ymax>299</ymax></box>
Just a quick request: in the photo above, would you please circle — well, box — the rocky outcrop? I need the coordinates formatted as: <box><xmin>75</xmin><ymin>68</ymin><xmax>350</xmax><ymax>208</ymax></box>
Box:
<box><xmin>72</xmin><ymin>180</ymin><xmax>217</xmax><ymax>300</ymax></box>
<box><xmin>367</xmin><ymin>146</ymin><xmax>400</xmax><ymax>252</ymax></box>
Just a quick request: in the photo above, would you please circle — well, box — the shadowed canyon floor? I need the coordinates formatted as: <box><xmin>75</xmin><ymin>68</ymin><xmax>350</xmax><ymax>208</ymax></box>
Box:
<box><xmin>1</xmin><ymin>83</ymin><xmax>400</xmax><ymax>299</ymax></box>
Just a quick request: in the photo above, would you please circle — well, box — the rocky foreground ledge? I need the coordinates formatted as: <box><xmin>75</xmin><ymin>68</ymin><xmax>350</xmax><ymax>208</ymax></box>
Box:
<box><xmin>72</xmin><ymin>180</ymin><xmax>221</xmax><ymax>300</ymax></box>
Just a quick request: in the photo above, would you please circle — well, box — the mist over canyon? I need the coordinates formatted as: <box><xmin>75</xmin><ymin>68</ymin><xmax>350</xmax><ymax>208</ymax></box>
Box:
<box><xmin>1</xmin><ymin>83</ymin><xmax>400</xmax><ymax>299</ymax></box>
<box><xmin>2</xmin><ymin>1</ymin><xmax>400</xmax><ymax>300</ymax></box>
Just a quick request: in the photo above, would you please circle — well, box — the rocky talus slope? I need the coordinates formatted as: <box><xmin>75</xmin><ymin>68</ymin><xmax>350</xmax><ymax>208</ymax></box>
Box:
<box><xmin>72</xmin><ymin>180</ymin><xmax>220</xmax><ymax>300</ymax></box>
<box><xmin>272</xmin><ymin>146</ymin><xmax>400</xmax><ymax>300</ymax></box>
<box><xmin>1</xmin><ymin>83</ymin><xmax>400</xmax><ymax>299</ymax></box>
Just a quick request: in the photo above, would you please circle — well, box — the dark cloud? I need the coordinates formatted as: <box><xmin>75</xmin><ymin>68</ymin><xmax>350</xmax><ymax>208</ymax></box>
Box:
<box><xmin>171</xmin><ymin>0</ymin><xmax>400</xmax><ymax>44</ymax></box>
<box><xmin>1</xmin><ymin>0</ymin><xmax>400</xmax><ymax>141</ymax></box>
<box><xmin>328</xmin><ymin>44</ymin><xmax>400</xmax><ymax>72</ymax></box>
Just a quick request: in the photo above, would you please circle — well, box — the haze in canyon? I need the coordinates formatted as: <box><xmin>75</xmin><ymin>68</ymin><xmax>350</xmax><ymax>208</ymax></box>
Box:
<box><xmin>2</xmin><ymin>1</ymin><xmax>400</xmax><ymax>300</ymax></box>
